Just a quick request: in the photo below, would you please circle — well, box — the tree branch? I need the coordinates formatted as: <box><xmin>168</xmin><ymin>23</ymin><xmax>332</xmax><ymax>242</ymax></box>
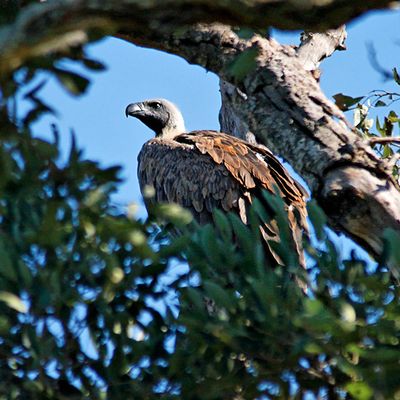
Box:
<box><xmin>297</xmin><ymin>27</ymin><xmax>347</xmax><ymax>72</ymax></box>
<box><xmin>0</xmin><ymin>0</ymin><xmax>398</xmax><ymax>74</ymax></box>
<box><xmin>218</xmin><ymin>26</ymin><xmax>348</xmax><ymax>143</ymax></box>
<box><xmin>369</xmin><ymin>137</ymin><xmax>400</xmax><ymax>145</ymax></box>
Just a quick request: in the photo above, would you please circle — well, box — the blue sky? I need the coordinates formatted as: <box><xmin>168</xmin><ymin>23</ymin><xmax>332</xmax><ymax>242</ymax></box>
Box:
<box><xmin>25</xmin><ymin>8</ymin><xmax>400</xmax><ymax>258</ymax></box>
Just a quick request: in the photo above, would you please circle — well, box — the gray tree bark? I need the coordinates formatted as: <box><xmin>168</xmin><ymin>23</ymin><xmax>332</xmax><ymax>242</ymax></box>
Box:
<box><xmin>1</xmin><ymin>1</ymin><xmax>399</xmax><ymax>262</ymax></box>
<box><xmin>0</xmin><ymin>0</ymin><xmax>398</xmax><ymax>74</ymax></box>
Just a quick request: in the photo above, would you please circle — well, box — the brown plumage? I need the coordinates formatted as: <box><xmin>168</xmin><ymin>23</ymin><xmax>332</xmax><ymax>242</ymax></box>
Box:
<box><xmin>126</xmin><ymin>99</ymin><xmax>308</xmax><ymax>267</ymax></box>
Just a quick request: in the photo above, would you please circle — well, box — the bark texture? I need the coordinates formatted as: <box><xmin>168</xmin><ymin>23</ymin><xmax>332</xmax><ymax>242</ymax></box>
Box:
<box><xmin>1</xmin><ymin>1</ymin><xmax>399</xmax><ymax>259</ymax></box>
<box><xmin>297</xmin><ymin>27</ymin><xmax>347</xmax><ymax>72</ymax></box>
<box><xmin>0</xmin><ymin>0</ymin><xmax>399</xmax><ymax>74</ymax></box>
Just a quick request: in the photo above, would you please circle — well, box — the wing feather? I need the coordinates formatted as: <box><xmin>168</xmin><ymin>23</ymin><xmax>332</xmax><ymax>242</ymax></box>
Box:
<box><xmin>138</xmin><ymin>138</ymin><xmax>244</xmax><ymax>223</ymax></box>
<box><xmin>138</xmin><ymin>130</ymin><xmax>308</xmax><ymax>267</ymax></box>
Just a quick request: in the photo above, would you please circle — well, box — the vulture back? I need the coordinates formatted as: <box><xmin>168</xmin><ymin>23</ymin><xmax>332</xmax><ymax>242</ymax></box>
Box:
<box><xmin>138</xmin><ymin>130</ymin><xmax>308</xmax><ymax>267</ymax></box>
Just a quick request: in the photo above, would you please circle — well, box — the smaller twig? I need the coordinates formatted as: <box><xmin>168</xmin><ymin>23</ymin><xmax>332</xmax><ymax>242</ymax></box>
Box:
<box><xmin>369</xmin><ymin>90</ymin><xmax>399</xmax><ymax>96</ymax></box>
<box><xmin>362</xmin><ymin>90</ymin><xmax>400</xmax><ymax>108</ymax></box>
<box><xmin>369</xmin><ymin>137</ymin><xmax>400</xmax><ymax>145</ymax></box>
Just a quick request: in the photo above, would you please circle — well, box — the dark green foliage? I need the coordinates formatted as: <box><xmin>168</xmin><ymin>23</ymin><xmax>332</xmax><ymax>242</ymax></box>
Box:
<box><xmin>0</xmin><ymin>1</ymin><xmax>20</xmax><ymax>25</ymax></box>
<box><xmin>176</xmin><ymin>212</ymin><xmax>400</xmax><ymax>400</ymax></box>
<box><xmin>0</xmin><ymin>108</ymin><xmax>187</xmax><ymax>399</ymax></box>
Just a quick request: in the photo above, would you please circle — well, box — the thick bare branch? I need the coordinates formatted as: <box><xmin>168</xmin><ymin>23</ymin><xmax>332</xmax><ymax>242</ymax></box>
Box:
<box><xmin>321</xmin><ymin>167</ymin><xmax>400</xmax><ymax>257</ymax></box>
<box><xmin>219</xmin><ymin>26</ymin><xmax>348</xmax><ymax>144</ymax></box>
<box><xmin>297</xmin><ymin>27</ymin><xmax>347</xmax><ymax>72</ymax></box>
<box><xmin>0</xmin><ymin>0</ymin><xmax>398</xmax><ymax>74</ymax></box>
<box><xmin>369</xmin><ymin>137</ymin><xmax>400</xmax><ymax>145</ymax></box>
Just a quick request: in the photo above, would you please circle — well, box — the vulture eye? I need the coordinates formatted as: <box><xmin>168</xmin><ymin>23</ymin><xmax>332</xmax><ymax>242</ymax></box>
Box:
<box><xmin>152</xmin><ymin>102</ymin><xmax>162</xmax><ymax>109</ymax></box>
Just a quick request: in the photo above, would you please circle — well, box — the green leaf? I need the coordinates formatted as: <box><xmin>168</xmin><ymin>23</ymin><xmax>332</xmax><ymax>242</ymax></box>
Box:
<box><xmin>387</xmin><ymin>110</ymin><xmax>400</xmax><ymax>123</ymax></box>
<box><xmin>304</xmin><ymin>298</ymin><xmax>324</xmax><ymax>316</ymax></box>
<box><xmin>383</xmin><ymin>228</ymin><xmax>400</xmax><ymax>280</ymax></box>
<box><xmin>393</xmin><ymin>67</ymin><xmax>400</xmax><ymax>86</ymax></box>
<box><xmin>307</xmin><ymin>200</ymin><xmax>327</xmax><ymax>241</ymax></box>
<box><xmin>184</xmin><ymin>287</ymin><xmax>207</xmax><ymax>315</ymax></box>
<box><xmin>0</xmin><ymin>315</ymin><xmax>10</xmax><ymax>334</ymax></box>
<box><xmin>247</xmin><ymin>276</ymin><xmax>274</xmax><ymax>316</ymax></box>
<box><xmin>213</xmin><ymin>209</ymin><xmax>232</xmax><ymax>243</ymax></box>
<box><xmin>199</xmin><ymin>223</ymin><xmax>226</xmax><ymax>267</ymax></box>
<box><xmin>375</xmin><ymin>100</ymin><xmax>386</xmax><ymax>107</ymax></box>
<box><xmin>158</xmin><ymin>235</ymin><xmax>189</xmax><ymax>258</ymax></box>
<box><xmin>53</xmin><ymin>67</ymin><xmax>90</xmax><ymax>96</ymax></box>
<box><xmin>156</xmin><ymin>203</ymin><xmax>193</xmax><ymax>226</ymax></box>
<box><xmin>16</xmin><ymin>260</ymin><xmax>32</xmax><ymax>288</ymax></box>
<box><xmin>82</xmin><ymin>58</ymin><xmax>106</xmax><ymax>71</ymax></box>
<box><xmin>382</xmin><ymin>144</ymin><xmax>393</xmax><ymax>158</ymax></box>
<box><xmin>345</xmin><ymin>382</ymin><xmax>373</xmax><ymax>400</ymax></box>
<box><xmin>203</xmin><ymin>280</ymin><xmax>235</xmax><ymax>311</ymax></box>
<box><xmin>0</xmin><ymin>240</ymin><xmax>17</xmax><ymax>283</ymax></box>
<box><xmin>228</xmin><ymin>48</ymin><xmax>258</xmax><ymax>82</ymax></box>
<box><xmin>0</xmin><ymin>291</ymin><xmax>27</xmax><ymax>313</ymax></box>
<box><xmin>228</xmin><ymin>213</ymin><xmax>254</xmax><ymax>259</ymax></box>
<box><xmin>333</xmin><ymin>93</ymin><xmax>363</xmax><ymax>111</ymax></box>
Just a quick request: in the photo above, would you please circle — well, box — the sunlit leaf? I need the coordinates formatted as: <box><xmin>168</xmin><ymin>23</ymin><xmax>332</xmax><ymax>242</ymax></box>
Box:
<box><xmin>0</xmin><ymin>291</ymin><xmax>27</xmax><ymax>313</ymax></box>
<box><xmin>345</xmin><ymin>382</ymin><xmax>373</xmax><ymax>400</ymax></box>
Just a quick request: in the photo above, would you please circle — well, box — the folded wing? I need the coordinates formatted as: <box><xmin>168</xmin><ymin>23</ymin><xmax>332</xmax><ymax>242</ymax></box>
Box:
<box><xmin>138</xmin><ymin>130</ymin><xmax>308</xmax><ymax>266</ymax></box>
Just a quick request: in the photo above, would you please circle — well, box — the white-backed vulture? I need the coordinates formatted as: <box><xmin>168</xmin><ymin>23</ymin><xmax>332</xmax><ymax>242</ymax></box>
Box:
<box><xmin>126</xmin><ymin>98</ymin><xmax>308</xmax><ymax>267</ymax></box>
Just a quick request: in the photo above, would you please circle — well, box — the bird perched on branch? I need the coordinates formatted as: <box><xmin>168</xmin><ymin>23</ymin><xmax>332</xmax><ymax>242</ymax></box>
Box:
<box><xmin>126</xmin><ymin>98</ymin><xmax>308</xmax><ymax>267</ymax></box>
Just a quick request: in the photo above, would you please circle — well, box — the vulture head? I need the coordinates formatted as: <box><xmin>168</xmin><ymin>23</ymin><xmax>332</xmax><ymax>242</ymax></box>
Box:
<box><xmin>125</xmin><ymin>98</ymin><xmax>186</xmax><ymax>138</ymax></box>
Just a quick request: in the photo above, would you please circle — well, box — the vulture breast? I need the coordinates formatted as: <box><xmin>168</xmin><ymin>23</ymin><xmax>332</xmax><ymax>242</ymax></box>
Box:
<box><xmin>137</xmin><ymin>130</ymin><xmax>308</xmax><ymax>265</ymax></box>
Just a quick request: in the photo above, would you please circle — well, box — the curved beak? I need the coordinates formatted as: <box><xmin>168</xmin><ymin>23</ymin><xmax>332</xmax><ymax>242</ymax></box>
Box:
<box><xmin>125</xmin><ymin>102</ymin><xmax>144</xmax><ymax>118</ymax></box>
